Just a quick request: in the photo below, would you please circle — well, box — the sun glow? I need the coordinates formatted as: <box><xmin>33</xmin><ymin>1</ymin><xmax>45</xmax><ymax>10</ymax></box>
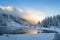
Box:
<box><xmin>22</xmin><ymin>15</ymin><xmax>45</xmax><ymax>24</ymax></box>
<box><xmin>22</xmin><ymin>8</ymin><xmax>45</xmax><ymax>24</ymax></box>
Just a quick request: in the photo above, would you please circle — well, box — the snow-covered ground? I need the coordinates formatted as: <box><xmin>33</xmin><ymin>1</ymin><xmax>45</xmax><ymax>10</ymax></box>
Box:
<box><xmin>0</xmin><ymin>27</ymin><xmax>60</xmax><ymax>40</ymax></box>
<box><xmin>0</xmin><ymin>33</ymin><xmax>55</xmax><ymax>40</ymax></box>
<box><xmin>40</xmin><ymin>27</ymin><xmax>60</xmax><ymax>34</ymax></box>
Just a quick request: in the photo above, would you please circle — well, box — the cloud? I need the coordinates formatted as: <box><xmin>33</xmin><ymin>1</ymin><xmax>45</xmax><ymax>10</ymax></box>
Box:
<box><xmin>0</xmin><ymin>6</ymin><xmax>45</xmax><ymax>24</ymax></box>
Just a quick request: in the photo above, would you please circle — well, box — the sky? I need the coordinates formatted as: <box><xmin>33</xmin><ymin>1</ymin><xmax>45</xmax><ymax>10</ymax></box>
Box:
<box><xmin>0</xmin><ymin>0</ymin><xmax>60</xmax><ymax>23</ymax></box>
<box><xmin>0</xmin><ymin>0</ymin><xmax>60</xmax><ymax>17</ymax></box>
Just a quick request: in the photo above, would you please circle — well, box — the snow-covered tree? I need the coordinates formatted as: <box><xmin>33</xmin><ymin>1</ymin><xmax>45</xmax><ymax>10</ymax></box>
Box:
<box><xmin>40</xmin><ymin>14</ymin><xmax>60</xmax><ymax>28</ymax></box>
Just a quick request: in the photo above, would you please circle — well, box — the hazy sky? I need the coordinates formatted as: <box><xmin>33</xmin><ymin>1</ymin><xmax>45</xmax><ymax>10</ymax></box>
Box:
<box><xmin>0</xmin><ymin>0</ymin><xmax>60</xmax><ymax>17</ymax></box>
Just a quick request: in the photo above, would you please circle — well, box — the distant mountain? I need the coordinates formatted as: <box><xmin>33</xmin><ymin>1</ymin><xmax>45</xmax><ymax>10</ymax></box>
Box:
<box><xmin>0</xmin><ymin>6</ymin><xmax>44</xmax><ymax>24</ymax></box>
<box><xmin>0</xmin><ymin>6</ymin><xmax>35</xmax><ymax>34</ymax></box>
<box><xmin>0</xmin><ymin>13</ymin><xmax>33</xmax><ymax>33</ymax></box>
<box><xmin>0</xmin><ymin>6</ymin><xmax>33</xmax><ymax>27</ymax></box>
<box><xmin>0</xmin><ymin>13</ymin><xmax>31</xmax><ymax>26</ymax></box>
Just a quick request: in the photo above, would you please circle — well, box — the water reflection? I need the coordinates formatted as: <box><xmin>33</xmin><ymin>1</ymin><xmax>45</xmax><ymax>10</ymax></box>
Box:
<box><xmin>53</xmin><ymin>34</ymin><xmax>60</xmax><ymax>40</ymax></box>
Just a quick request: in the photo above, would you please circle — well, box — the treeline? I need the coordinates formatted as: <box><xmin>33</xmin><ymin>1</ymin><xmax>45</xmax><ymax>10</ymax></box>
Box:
<box><xmin>40</xmin><ymin>14</ymin><xmax>60</xmax><ymax>27</ymax></box>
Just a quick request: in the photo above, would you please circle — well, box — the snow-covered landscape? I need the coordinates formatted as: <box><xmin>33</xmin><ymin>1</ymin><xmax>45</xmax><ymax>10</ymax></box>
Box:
<box><xmin>0</xmin><ymin>6</ymin><xmax>60</xmax><ymax>40</ymax></box>
<box><xmin>0</xmin><ymin>27</ymin><xmax>60</xmax><ymax>40</ymax></box>
<box><xmin>0</xmin><ymin>33</ymin><xmax>56</xmax><ymax>40</ymax></box>
<box><xmin>0</xmin><ymin>0</ymin><xmax>60</xmax><ymax>40</ymax></box>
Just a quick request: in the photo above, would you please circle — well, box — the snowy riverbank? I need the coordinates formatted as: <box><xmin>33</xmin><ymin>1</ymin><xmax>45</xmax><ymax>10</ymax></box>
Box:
<box><xmin>0</xmin><ymin>33</ymin><xmax>56</xmax><ymax>40</ymax></box>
